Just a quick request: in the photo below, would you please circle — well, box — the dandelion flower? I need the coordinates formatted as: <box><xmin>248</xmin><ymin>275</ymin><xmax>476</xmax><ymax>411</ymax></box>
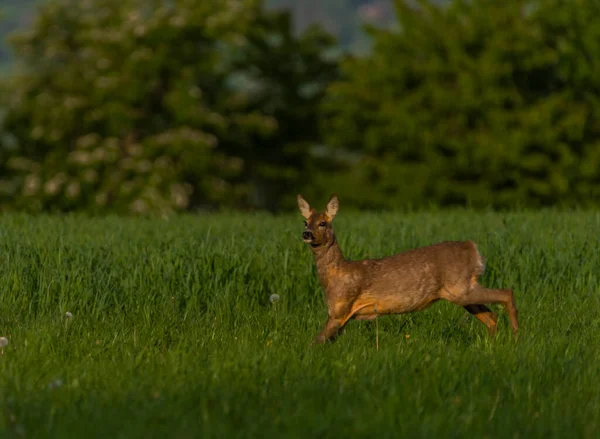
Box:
<box><xmin>65</xmin><ymin>311</ymin><xmax>73</xmax><ymax>319</ymax></box>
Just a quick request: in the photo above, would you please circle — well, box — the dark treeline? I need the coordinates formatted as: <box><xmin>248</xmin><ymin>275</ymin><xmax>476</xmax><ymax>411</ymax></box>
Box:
<box><xmin>1</xmin><ymin>0</ymin><xmax>599</xmax><ymax>215</ymax></box>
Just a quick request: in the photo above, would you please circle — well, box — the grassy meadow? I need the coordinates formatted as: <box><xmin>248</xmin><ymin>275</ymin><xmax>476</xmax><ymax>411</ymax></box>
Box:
<box><xmin>0</xmin><ymin>210</ymin><xmax>599</xmax><ymax>438</ymax></box>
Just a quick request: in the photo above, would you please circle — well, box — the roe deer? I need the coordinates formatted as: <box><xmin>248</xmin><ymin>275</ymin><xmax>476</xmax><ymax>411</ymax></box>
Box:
<box><xmin>297</xmin><ymin>194</ymin><xmax>519</xmax><ymax>345</ymax></box>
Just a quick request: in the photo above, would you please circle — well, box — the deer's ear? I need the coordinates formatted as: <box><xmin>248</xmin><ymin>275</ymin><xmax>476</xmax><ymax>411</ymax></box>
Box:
<box><xmin>325</xmin><ymin>193</ymin><xmax>339</xmax><ymax>220</ymax></box>
<box><xmin>297</xmin><ymin>194</ymin><xmax>313</xmax><ymax>219</ymax></box>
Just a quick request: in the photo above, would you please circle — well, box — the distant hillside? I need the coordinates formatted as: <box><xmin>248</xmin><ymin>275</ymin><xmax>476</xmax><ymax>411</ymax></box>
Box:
<box><xmin>0</xmin><ymin>0</ymin><xmax>395</xmax><ymax>72</ymax></box>
<box><xmin>0</xmin><ymin>0</ymin><xmax>39</xmax><ymax>71</ymax></box>
<box><xmin>267</xmin><ymin>0</ymin><xmax>396</xmax><ymax>53</ymax></box>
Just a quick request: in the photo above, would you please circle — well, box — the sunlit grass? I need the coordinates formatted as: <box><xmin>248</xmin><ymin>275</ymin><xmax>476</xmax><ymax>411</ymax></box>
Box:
<box><xmin>0</xmin><ymin>210</ymin><xmax>598</xmax><ymax>438</ymax></box>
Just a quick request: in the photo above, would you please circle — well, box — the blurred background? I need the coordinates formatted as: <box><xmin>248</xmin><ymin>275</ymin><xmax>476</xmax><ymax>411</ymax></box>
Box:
<box><xmin>0</xmin><ymin>0</ymin><xmax>599</xmax><ymax>215</ymax></box>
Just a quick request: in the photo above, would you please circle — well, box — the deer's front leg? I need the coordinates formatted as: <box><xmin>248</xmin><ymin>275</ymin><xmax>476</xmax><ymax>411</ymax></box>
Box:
<box><xmin>312</xmin><ymin>317</ymin><xmax>344</xmax><ymax>345</ymax></box>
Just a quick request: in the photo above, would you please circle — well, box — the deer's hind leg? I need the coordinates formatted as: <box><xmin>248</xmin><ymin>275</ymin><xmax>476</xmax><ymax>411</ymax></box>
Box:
<box><xmin>455</xmin><ymin>284</ymin><xmax>519</xmax><ymax>339</ymax></box>
<box><xmin>464</xmin><ymin>304</ymin><xmax>498</xmax><ymax>338</ymax></box>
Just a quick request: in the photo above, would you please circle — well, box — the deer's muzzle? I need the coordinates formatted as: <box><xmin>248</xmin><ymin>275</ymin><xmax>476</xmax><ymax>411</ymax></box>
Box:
<box><xmin>302</xmin><ymin>231</ymin><xmax>314</xmax><ymax>241</ymax></box>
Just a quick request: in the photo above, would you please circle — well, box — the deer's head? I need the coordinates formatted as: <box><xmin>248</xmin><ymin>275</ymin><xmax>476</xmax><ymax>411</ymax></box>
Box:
<box><xmin>297</xmin><ymin>194</ymin><xmax>339</xmax><ymax>248</ymax></box>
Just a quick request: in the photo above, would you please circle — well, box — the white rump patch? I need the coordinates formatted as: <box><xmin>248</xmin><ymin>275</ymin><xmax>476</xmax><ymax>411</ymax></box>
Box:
<box><xmin>473</xmin><ymin>242</ymin><xmax>486</xmax><ymax>276</ymax></box>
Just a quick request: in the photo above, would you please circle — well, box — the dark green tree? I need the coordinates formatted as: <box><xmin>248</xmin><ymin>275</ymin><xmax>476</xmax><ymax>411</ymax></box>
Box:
<box><xmin>229</xmin><ymin>10</ymin><xmax>338</xmax><ymax>211</ymax></box>
<box><xmin>322</xmin><ymin>0</ymin><xmax>600</xmax><ymax>209</ymax></box>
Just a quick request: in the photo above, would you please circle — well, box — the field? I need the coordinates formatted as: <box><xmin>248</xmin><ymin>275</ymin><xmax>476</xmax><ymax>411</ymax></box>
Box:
<box><xmin>0</xmin><ymin>210</ymin><xmax>599</xmax><ymax>438</ymax></box>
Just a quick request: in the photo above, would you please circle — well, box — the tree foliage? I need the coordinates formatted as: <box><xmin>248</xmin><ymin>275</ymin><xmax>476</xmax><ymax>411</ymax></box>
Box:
<box><xmin>4</xmin><ymin>0</ymin><xmax>600</xmax><ymax>213</ymax></box>
<box><xmin>322</xmin><ymin>0</ymin><xmax>600</xmax><ymax>209</ymax></box>
<box><xmin>0</xmin><ymin>0</ymin><xmax>337</xmax><ymax>214</ymax></box>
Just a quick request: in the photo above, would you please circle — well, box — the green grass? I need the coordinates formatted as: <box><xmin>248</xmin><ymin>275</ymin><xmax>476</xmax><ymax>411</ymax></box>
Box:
<box><xmin>0</xmin><ymin>210</ymin><xmax>599</xmax><ymax>438</ymax></box>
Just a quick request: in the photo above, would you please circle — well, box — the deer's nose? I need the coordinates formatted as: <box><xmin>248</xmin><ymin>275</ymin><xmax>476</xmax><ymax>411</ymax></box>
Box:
<box><xmin>303</xmin><ymin>231</ymin><xmax>313</xmax><ymax>240</ymax></box>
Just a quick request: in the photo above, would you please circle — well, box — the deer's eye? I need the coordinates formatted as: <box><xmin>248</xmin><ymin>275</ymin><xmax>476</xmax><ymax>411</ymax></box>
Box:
<box><xmin>319</xmin><ymin>222</ymin><xmax>327</xmax><ymax>228</ymax></box>
<box><xmin>303</xmin><ymin>221</ymin><xmax>307</xmax><ymax>227</ymax></box>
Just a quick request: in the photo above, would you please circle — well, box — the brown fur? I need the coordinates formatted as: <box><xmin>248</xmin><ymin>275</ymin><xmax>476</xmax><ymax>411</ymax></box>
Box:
<box><xmin>297</xmin><ymin>194</ymin><xmax>519</xmax><ymax>345</ymax></box>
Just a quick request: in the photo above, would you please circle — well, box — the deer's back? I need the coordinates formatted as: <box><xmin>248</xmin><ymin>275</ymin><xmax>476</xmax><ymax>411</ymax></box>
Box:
<box><xmin>345</xmin><ymin>241</ymin><xmax>484</xmax><ymax>312</ymax></box>
<box><xmin>360</xmin><ymin>240</ymin><xmax>483</xmax><ymax>283</ymax></box>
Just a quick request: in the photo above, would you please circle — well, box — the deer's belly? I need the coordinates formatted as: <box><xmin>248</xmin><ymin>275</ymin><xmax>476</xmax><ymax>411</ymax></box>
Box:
<box><xmin>351</xmin><ymin>291</ymin><xmax>440</xmax><ymax>317</ymax></box>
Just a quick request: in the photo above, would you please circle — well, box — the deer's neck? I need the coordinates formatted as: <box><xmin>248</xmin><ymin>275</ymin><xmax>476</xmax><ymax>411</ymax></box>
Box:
<box><xmin>312</xmin><ymin>236</ymin><xmax>345</xmax><ymax>289</ymax></box>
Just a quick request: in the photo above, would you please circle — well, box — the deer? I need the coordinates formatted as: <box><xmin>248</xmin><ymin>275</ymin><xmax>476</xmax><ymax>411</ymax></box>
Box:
<box><xmin>297</xmin><ymin>193</ymin><xmax>519</xmax><ymax>345</ymax></box>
